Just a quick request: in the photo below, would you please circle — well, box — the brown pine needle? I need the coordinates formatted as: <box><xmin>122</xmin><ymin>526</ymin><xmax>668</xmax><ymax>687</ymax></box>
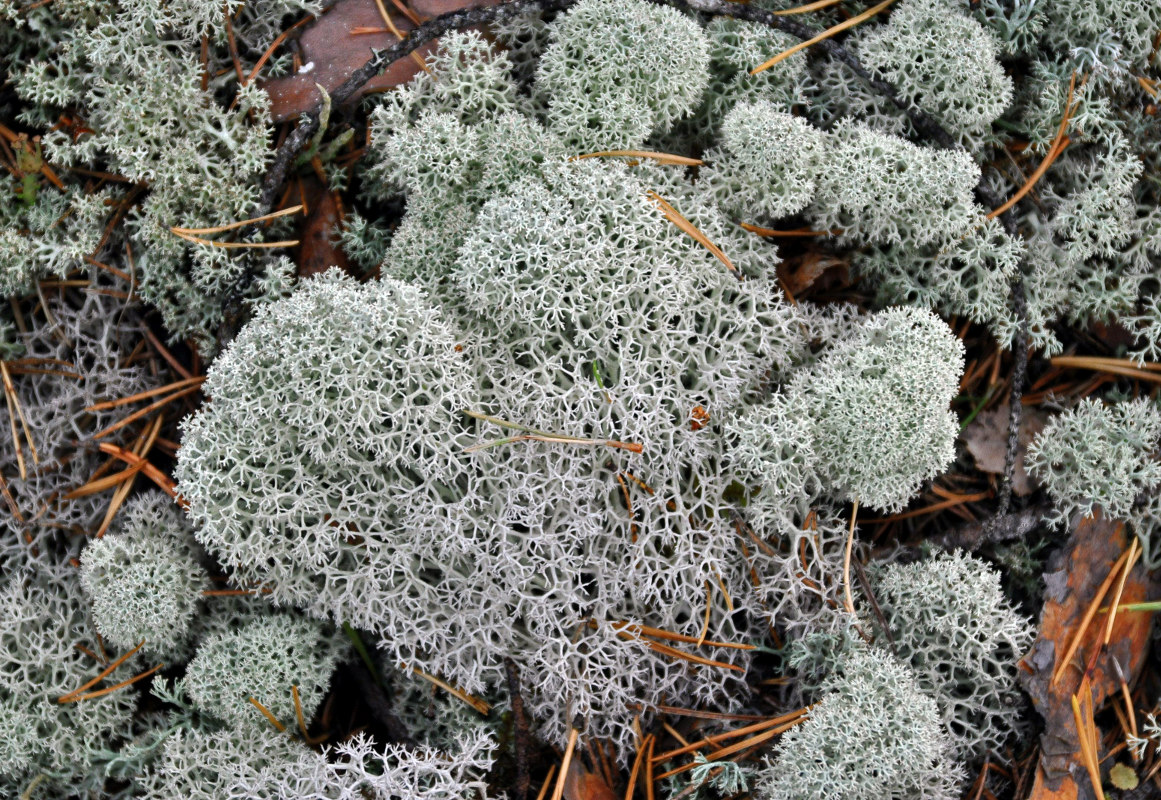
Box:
<box><xmin>647</xmin><ymin>191</ymin><xmax>737</xmax><ymax>275</ymax></box>
<box><xmin>655</xmin><ymin>717</ymin><xmax>807</xmax><ymax>781</ymax></box>
<box><xmin>607</xmin><ymin>620</ymin><xmax>755</xmax><ymax>650</ymax></box>
<box><xmin>740</xmin><ymin>223</ymin><xmax>840</xmax><ymax>237</ymax></box>
<box><xmin>95</xmin><ymin>416</ymin><xmax>162</xmax><ymax>538</ymax></box>
<box><xmin>203</xmin><ymin>587</ymin><xmax>274</xmax><ymax>596</ymax></box>
<box><xmin>695</xmin><ymin>581</ymin><xmax>712</xmax><ymax>648</ymax></box>
<box><xmin>1053</xmin><ymin>355</ymin><xmax>1161</xmax><ymax>373</ymax></box>
<box><xmin>85</xmin><ymin>375</ymin><xmax>206</xmax><ymax>412</ymax></box>
<box><xmin>241</xmin><ymin>16</ymin><xmax>314</xmax><ymax>88</ymax></box>
<box><xmin>68</xmin><ymin>663</ymin><xmax>163</xmax><ymax>702</ymax></box>
<box><xmin>649</xmin><ymin>704</ymin><xmax>768</xmax><ymax>721</ymax></box>
<box><xmin>572</xmin><ymin>150</ymin><xmax>703</xmax><ymax>167</ymax></box>
<box><xmin>249</xmin><ymin>697</ymin><xmax>287</xmax><ymax>732</ymax></box>
<box><xmin>65</xmin><ymin>464</ymin><xmax>146</xmax><ymax>499</ymax></box>
<box><xmin>2</xmin><ymin>362</ymin><xmax>33</xmax><ymax>478</ymax></box>
<box><xmin>773</xmin><ymin>0</ymin><xmax>846</xmax><ymax>14</ymax></box>
<box><xmin>842</xmin><ymin>498</ymin><xmax>860</xmax><ymax>615</ymax></box>
<box><xmin>625</xmin><ymin>734</ymin><xmax>654</xmax><ymax>800</ymax></box>
<box><xmin>408</xmin><ymin>665</ymin><xmax>491</xmax><ymax>715</ymax></box>
<box><xmin>1049</xmin><ymin>356</ymin><xmax>1161</xmax><ymax>385</ymax></box>
<box><xmin>142</xmin><ymin>327</ymin><xmax>192</xmax><ymax>380</ymax></box>
<box><xmin>1071</xmin><ymin>686</ymin><xmax>1107</xmax><ymax>800</ymax></box>
<box><xmin>170</xmin><ymin>204</ymin><xmax>303</xmax><ymax>236</ymax></box>
<box><xmin>871</xmin><ymin>490</ymin><xmax>991</xmax><ymax>523</ymax></box>
<box><xmin>1052</xmin><ymin>544</ymin><xmax>1134</xmax><ymax>685</ymax></box>
<box><xmin>292</xmin><ymin>684</ymin><xmax>325</xmax><ymax>743</ymax></box>
<box><xmin>91</xmin><ymin>383</ymin><xmax>203</xmax><ymax>441</ymax></box>
<box><xmin>614</xmin><ymin>629</ymin><xmax>744</xmax><ymax>672</ymax></box>
<box><xmin>370</xmin><ymin>0</ymin><xmax>430</xmax><ymax>73</ymax></box>
<box><xmin>645</xmin><ymin>736</ymin><xmax>656</xmax><ymax>800</ymax></box>
<box><xmin>990</xmin><ymin>73</ymin><xmax>1077</xmax><ymax>219</ymax></box>
<box><xmin>463</xmin><ymin>410</ymin><xmax>643</xmax><ymax>455</ymax></box>
<box><xmin>1104</xmin><ymin>538</ymin><xmax>1140</xmax><ymax>648</ymax></box>
<box><xmin>751</xmin><ymin>0</ymin><xmax>897</xmax><ymax>74</ymax></box>
<box><xmin>170</xmin><ymin>229</ymin><xmax>299</xmax><ymax>249</ymax></box>
<box><xmin>535</xmin><ymin>765</ymin><xmax>557</xmax><ymax>800</ymax></box>
<box><xmin>651</xmin><ymin>707</ymin><xmax>810</xmax><ymax>763</ymax></box>
<box><xmin>97</xmin><ymin>442</ymin><xmax>177</xmax><ymax>498</ymax></box>
<box><xmin>551</xmin><ymin>728</ymin><xmax>579</xmax><ymax>800</ymax></box>
<box><xmin>58</xmin><ymin>640</ymin><xmax>144</xmax><ymax>703</ymax></box>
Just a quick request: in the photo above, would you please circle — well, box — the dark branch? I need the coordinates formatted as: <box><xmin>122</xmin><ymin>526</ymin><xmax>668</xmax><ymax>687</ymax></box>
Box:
<box><xmin>504</xmin><ymin>657</ymin><xmax>532</xmax><ymax>800</ymax></box>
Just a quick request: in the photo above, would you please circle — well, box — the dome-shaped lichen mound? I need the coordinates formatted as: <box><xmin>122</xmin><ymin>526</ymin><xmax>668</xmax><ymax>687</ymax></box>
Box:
<box><xmin>701</xmin><ymin>100</ymin><xmax>826</xmax><ymax>222</ymax></box>
<box><xmin>175</xmin><ymin>270</ymin><xmax>509</xmax><ymax>681</ymax></box>
<box><xmin>184</xmin><ymin>615</ymin><xmax>342</xmax><ymax>731</ymax></box>
<box><xmin>806</xmin><ymin>306</ymin><xmax>965</xmax><ymax>512</ymax></box>
<box><xmin>759</xmin><ymin>646</ymin><xmax>965</xmax><ymax>800</ymax></box>
<box><xmin>535</xmin><ymin>0</ymin><xmax>710</xmax><ymax>150</ymax></box>
<box><xmin>868</xmin><ymin>551</ymin><xmax>1035</xmax><ymax>760</ymax></box>
<box><xmin>80</xmin><ymin>491</ymin><xmax>209</xmax><ymax>659</ymax></box>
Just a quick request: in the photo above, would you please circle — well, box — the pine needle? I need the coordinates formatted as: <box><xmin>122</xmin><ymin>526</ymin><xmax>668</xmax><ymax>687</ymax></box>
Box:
<box><xmin>647</xmin><ymin>191</ymin><xmax>737</xmax><ymax>275</ymax></box>
<box><xmin>85</xmin><ymin>375</ymin><xmax>206</xmax><ymax>412</ymax></box>
<box><xmin>1052</xmin><ymin>544</ymin><xmax>1134</xmax><ymax>685</ymax></box>
<box><xmin>67</xmin><ymin>663</ymin><xmax>164</xmax><ymax>702</ymax></box>
<box><xmin>58</xmin><ymin>640</ymin><xmax>144</xmax><ymax>703</ymax></box>
<box><xmin>249</xmin><ymin>696</ymin><xmax>287</xmax><ymax>732</ymax></box>
<box><xmin>989</xmin><ymin>72</ymin><xmax>1078</xmax><ymax>219</ymax></box>
<box><xmin>170</xmin><ymin>204</ymin><xmax>302</xmax><ymax>235</ymax></box>
<box><xmin>572</xmin><ymin>150</ymin><xmax>703</xmax><ymax>167</ymax></box>
<box><xmin>842</xmin><ymin>498</ymin><xmax>860</xmax><ymax>615</ymax></box>
<box><xmin>408</xmin><ymin>664</ymin><xmax>491</xmax><ymax>715</ymax></box>
<box><xmin>463</xmin><ymin>410</ymin><xmax>643</xmax><ymax>454</ymax></box>
<box><xmin>751</xmin><ymin>0</ymin><xmax>898</xmax><ymax>75</ymax></box>
<box><xmin>551</xmin><ymin>728</ymin><xmax>579</xmax><ymax>800</ymax></box>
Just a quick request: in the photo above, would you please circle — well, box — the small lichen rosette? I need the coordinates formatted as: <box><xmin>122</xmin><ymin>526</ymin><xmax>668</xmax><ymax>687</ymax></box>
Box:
<box><xmin>80</xmin><ymin>491</ymin><xmax>209</xmax><ymax>659</ymax></box>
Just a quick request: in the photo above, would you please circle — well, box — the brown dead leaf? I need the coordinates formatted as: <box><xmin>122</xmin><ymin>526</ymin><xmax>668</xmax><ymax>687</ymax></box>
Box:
<box><xmin>776</xmin><ymin>250</ymin><xmax>849</xmax><ymax>296</ymax></box>
<box><xmin>563</xmin><ymin>756</ymin><xmax>618</xmax><ymax>800</ymax></box>
<box><xmin>262</xmin><ymin>0</ymin><xmax>436</xmax><ymax>122</ymax></box>
<box><xmin>961</xmin><ymin>403</ymin><xmax>1047</xmax><ymax>497</ymax></box>
<box><xmin>1020</xmin><ymin>512</ymin><xmax>1160</xmax><ymax>800</ymax></box>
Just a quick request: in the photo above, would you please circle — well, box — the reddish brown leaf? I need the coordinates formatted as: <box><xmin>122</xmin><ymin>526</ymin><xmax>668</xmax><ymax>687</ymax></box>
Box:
<box><xmin>261</xmin><ymin>0</ymin><xmax>435</xmax><ymax>122</ymax></box>
<box><xmin>563</xmin><ymin>756</ymin><xmax>618</xmax><ymax>800</ymax></box>
<box><xmin>776</xmin><ymin>250</ymin><xmax>849</xmax><ymax>296</ymax></box>
<box><xmin>1020</xmin><ymin>512</ymin><xmax>1160</xmax><ymax>800</ymax></box>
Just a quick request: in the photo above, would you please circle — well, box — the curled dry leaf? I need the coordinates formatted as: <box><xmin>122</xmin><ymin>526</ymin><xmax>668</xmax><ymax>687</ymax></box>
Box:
<box><xmin>1019</xmin><ymin>512</ymin><xmax>1160</xmax><ymax>800</ymax></box>
<box><xmin>961</xmin><ymin>403</ymin><xmax>1047</xmax><ymax>497</ymax></box>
